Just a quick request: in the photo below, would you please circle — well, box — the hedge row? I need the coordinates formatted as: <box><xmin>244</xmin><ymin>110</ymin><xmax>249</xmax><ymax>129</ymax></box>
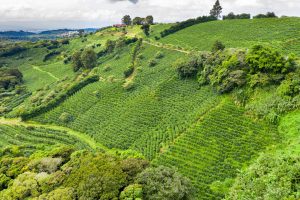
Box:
<box><xmin>160</xmin><ymin>16</ymin><xmax>217</xmax><ymax>38</ymax></box>
<box><xmin>20</xmin><ymin>75</ymin><xmax>99</xmax><ymax>120</ymax></box>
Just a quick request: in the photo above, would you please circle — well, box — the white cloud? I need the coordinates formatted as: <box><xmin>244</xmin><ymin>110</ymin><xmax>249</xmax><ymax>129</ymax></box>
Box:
<box><xmin>0</xmin><ymin>0</ymin><xmax>299</xmax><ymax>30</ymax></box>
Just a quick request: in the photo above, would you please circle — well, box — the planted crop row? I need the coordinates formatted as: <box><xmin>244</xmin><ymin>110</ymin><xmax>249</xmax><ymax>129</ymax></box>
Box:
<box><xmin>152</xmin><ymin>100</ymin><xmax>279</xmax><ymax>200</ymax></box>
<box><xmin>161</xmin><ymin>18</ymin><xmax>300</xmax><ymax>56</ymax></box>
<box><xmin>0</xmin><ymin>125</ymin><xmax>90</xmax><ymax>150</ymax></box>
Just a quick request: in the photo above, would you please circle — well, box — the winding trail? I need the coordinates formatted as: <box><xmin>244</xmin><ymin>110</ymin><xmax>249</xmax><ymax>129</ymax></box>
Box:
<box><xmin>143</xmin><ymin>40</ymin><xmax>191</xmax><ymax>54</ymax></box>
<box><xmin>0</xmin><ymin>117</ymin><xmax>108</xmax><ymax>151</ymax></box>
<box><xmin>31</xmin><ymin>65</ymin><xmax>59</xmax><ymax>81</ymax></box>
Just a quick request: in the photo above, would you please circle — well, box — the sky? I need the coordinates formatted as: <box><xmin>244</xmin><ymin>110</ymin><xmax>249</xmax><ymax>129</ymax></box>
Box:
<box><xmin>0</xmin><ymin>0</ymin><xmax>299</xmax><ymax>31</ymax></box>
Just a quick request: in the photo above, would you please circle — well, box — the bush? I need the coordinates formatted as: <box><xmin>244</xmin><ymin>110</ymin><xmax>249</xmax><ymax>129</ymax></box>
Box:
<box><xmin>160</xmin><ymin>15</ymin><xmax>217</xmax><ymax>37</ymax></box>
<box><xmin>223</xmin><ymin>12</ymin><xmax>250</xmax><ymax>20</ymax></box>
<box><xmin>212</xmin><ymin>40</ymin><xmax>225</xmax><ymax>52</ymax></box>
<box><xmin>155</xmin><ymin>51</ymin><xmax>164</xmax><ymax>59</ymax></box>
<box><xmin>43</xmin><ymin>51</ymin><xmax>61</xmax><ymax>62</ymax></box>
<box><xmin>123</xmin><ymin>80</ymin><xmax>136</xmax><ymax>91</ymax></box>
<box><xmin>174</xmin><ymin>55</ymin><xmax>203</xmax><ymax>79</ymax></box>
<box><xmin>124</xmin><ymin>66</ymin><xmax>135</xmax><ymax>78</ymax></box>
<box><xmin>59</xmin><ymin>112</ymin><xmax>74</xmax><ymax>123</ymax></box>
<box><xmin>253</xmin><ymin>12</ymin><xmax>277</xmax><ymax>19</ymax></box>
<box><xmin>120</xmin><ymin>184</ymin><xmax>143</xmax><ymax>200</ymax></box>
<box><xmin>148</xmin><ymin>59</ymin><xmax>157</xmax><ymax>67</ymax></box>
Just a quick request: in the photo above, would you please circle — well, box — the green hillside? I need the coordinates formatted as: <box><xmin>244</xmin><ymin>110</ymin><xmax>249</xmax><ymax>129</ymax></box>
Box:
<box><xmin>0</xmin><ymin>16</ymin><xmax>299</xmax><ymax>200</ymax></box>
<box><xmin>160</xmin><ymin>18</ymin><xmax>300</xmax><ymax>55</ymax></box>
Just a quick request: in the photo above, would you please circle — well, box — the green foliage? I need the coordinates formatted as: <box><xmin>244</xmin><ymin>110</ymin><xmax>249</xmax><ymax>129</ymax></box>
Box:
<box><xmin>59</xmin><ymin>112</ymin><xmax>74</xmax><ymax>123</ymax></box>
<box><xmin>226</xmin><ymin>151</ymin><xmax>300</xmax><ymax>200</ymax></box>
<box><xmin>19</xmin><ymin>75</ymin><xmax>99</xmax><ymax>120</ymax></box>
<box><xmin>122</xmin><ymin>15</ymin><xmax>132</xmax><ymax>26</ymax></box>
<box><xmin>148</xmin><ymin>59</ymin><xmax>157</xmax><ymax>67</ymax></box>
<box><xmin>246</xmin><ymin>45</ymin><xmax>296</xmax><ymax>74</ymax></box>
<box><xmin>136</xmin><ymin>166</ymin><xmax>193</xmax><ymax>200</ymax></box>
<box><xmin>80</xmin><ymin>48</ymin><xmax>97</xmax><ymax>69</ymax></box>
<box><xmin>120</xmin><ymin>184</ymin><xmax>143</xmax><ymax>200</ymax></box>
<box><xmin>141</xmin><ymin>24</ymin><xmax>150</xmax><ymax>36</ymax></box>
<box><xmin>145</xmin><ymin>16</ymin><xmax>154</xmax><ymax>25</ymax></box>
<box><xmin>212</xmin><ymin>40</ymin><xmax>225</xmax><ymax>52</ymax></box>
<box><xmin>253</xmin><ymin>12</ymin><xmax>277</xmax><ymax>19</ymax></box>
<box><xmin>0</xmin><ymin>68</ymin><xmax>23</xmax><ymax>90</ymax></box>
<box><xmin>210</xmin><ymin>0</ymin><xmax>223</xmax><ymax>19</ymax></box>
<box><xmin>160</xmin><ymin>16</ymin><xmax>217</xmax><ymax>37</ymax></box>
<box><xmin>174</xmin><ymin>56</ymin><xmax>201</xmax><ymax>79</ymax></box>
<box><xmin>223</xmin><ymin>12</ymin><xmax>250</xmax><ymax>20</ymax></box>
<box><xmin>71</xmin><ymin>48</ymin><xmax>97</xmax><ymax>71</ymax></box>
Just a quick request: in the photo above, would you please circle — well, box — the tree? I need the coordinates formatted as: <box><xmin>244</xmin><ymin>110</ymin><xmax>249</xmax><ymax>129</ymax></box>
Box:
<box><xmin>141</xmin><ymin>24</ymin><xmax>150</xmax><ymax>36</ymax></box>
<box><xmin>122</xmin><ymin>15</ymin><xmax>132</xmax><ymax>25</ymax></box>
<box><xmin>132</xmin><ymin>17</ymin><xmax>144</xmax><ymax>25</ymax></box>
<box><xmin>145</xmin><ymin>15</ymin><xmax>154</xmax><ymax>25</ymax></box>
<box><xmin>210</xmin><ymin>0</ymin><xmax>223</xmax><ymax>19</ymax></box>
<box><xmin>71</xmin><ymin>51</ymin><xmax>83</xmax><ymax>72</ymax></box>
<box><xmin>136</xmin><ymin>166</ymin><xmax>193</xmax><ymax>200</ymax></box>
<box><xmin>81</xmin><ymin>48</ymin><xmax>97</xmax><ymax>69</ymax></box>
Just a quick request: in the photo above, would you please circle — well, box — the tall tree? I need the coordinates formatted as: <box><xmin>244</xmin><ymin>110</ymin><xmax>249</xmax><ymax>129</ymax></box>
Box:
<box><xmin>132</xmin><ymin>17</ymin><xmax>144</xmax><ymax>25</ymax></box>
<box><xmin>145</xmin><ymin>16</ymin><xmax>154</xmax><ymax>25</ymax></box>
<box><xmin>210</xmin><ymin>0</ymin><xmax>223</xmax><ymax>19</ymax></box>
<box><xmin>122</xmin><ymin>15</ymin><xmax>132</xmax><ymax>25</ymax></box>
<box><xmin>141</xmin><ymin>24</ymin><xmax>150</xmax><ymax>36</ymax></box>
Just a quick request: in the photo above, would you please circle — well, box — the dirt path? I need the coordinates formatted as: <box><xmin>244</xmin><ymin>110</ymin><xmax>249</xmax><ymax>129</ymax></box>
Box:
<box><xmin>0</xmin><ymin>117</ymin><xmax>108</xmax><ymax>151</ymax></box>
<box><xmin>143</xmin><ymin>40</ymin><xmax>191</xmax><ymax>54</ymax></box>
<box><xmin>31</xmin><ymin>65</ymin><xmax>59</xmax><ymax>81</ymax></box>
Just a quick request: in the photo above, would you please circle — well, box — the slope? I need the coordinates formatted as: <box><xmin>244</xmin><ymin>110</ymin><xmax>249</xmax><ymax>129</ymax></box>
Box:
<box><xmin>160</xmin><ymin>17</ymin><xmax>300</xmax><ymax>56</ymax></box>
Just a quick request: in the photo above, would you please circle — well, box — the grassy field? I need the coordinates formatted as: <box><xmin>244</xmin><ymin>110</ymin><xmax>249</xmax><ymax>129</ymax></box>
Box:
<box><xmin>160</xmin><ymin>17</ymin><xmax>300</xmax><ymax>55</ymax></box>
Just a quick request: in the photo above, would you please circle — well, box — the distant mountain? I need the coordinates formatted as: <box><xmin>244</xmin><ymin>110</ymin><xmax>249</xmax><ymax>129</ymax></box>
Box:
<box><xmin>0</xmin><ymin>31</ymin><xmax>36</xmax><ymax>37</ymax></box>
<box><xmin>0</xmin><ymin>28</ymin><xmax>98</xmax><ymax>41</ymax></box>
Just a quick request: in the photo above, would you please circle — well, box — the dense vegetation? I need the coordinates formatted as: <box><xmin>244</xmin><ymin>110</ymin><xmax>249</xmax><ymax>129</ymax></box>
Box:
<box><xmin>0</xmin><ymin>145</ymin><xmax>192</xmax><ymax>200</ymax></box>
<box><xmin>0</xmin><ymin>15</ymin><xmax>299</xmax><ymax>200</ymax></box>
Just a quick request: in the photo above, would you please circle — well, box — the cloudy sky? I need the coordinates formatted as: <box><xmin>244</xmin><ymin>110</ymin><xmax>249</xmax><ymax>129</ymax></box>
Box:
<box><xmin>0</xmin><ymin>0</ymin><xmax>299</xmax><ymax>31</ymax></box>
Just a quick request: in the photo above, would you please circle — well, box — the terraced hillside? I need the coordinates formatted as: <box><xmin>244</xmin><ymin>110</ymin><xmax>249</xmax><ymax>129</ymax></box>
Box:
<box><xmin>1</xmin><ymin>17</ymin><xmax>299</xmax><ymax>199</ymax></box>
<box><xmin>152</xmin><ymin>100</ymin><xmax>279</xmax><ymax>199</ymax></box>
<box><xmin>160</xmin><ymin>17</ymin><xmax>300</xmax><ymax>55</ymax></box>
<box><xmin>0</xmin><ymin>124</ymin><xmax>90</xmax><ymax>150</ymax></box>
<box><xmin>33</xmin><ymin>44</ymin><xmax>220</xmax><ymax>160</ymax></box>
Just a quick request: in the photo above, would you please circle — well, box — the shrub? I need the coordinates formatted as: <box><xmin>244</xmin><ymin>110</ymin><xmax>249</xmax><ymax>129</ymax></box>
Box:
<box><xmin>124</xmin><ymin>66</ymin><xmax>135</xmax><ymax>78</ymax></box>
<box><xmin>123</xmin><ymin>80</ymin><xmax>136</xmax><ymax>91</ymax></box>
<box><xmin>148</xmin><ymin>59</ymin><xmax>157</xmax><ymax>67</ymax></box>
<box><xmin>174</xmin><ymin>55</ymin><xmax>202</xmax><ymax>79</ymax></box>
<box><xmin>103</xmin><ymin>65</ymin><xmax>112</xmax><ymax>72</ymax></box>
<box><xmin>155</xmin><ymin>51</ymin><xmax>164</xmax><ymax>59</ymax></box>
<box><xmin>160</xmin><ymin>15</ymin><xmax>216</xmax><ymax>37</ymax></box>
<box><xmin>223</xmin><ymin>12</ymin><xmax>251</xmax><ymax>20</ymax></box>
<box><xmin>212</xmin><ymin>40</ymin><xmax>225</xmax><ymax>52</ymax></box>
<box><xmin>43</xmin><ymin>51</ymin><xmax>61</xmax><ymax>62</ymax></box>
<box><xmin>59</xmin><ymin>112</ymin><xmax>74</xmax><ymax>123</ymax></box>
<box><xmin>120</xmin><ymin>184</ymin><xmax>143</xmax><ymax>200</ymax></box>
